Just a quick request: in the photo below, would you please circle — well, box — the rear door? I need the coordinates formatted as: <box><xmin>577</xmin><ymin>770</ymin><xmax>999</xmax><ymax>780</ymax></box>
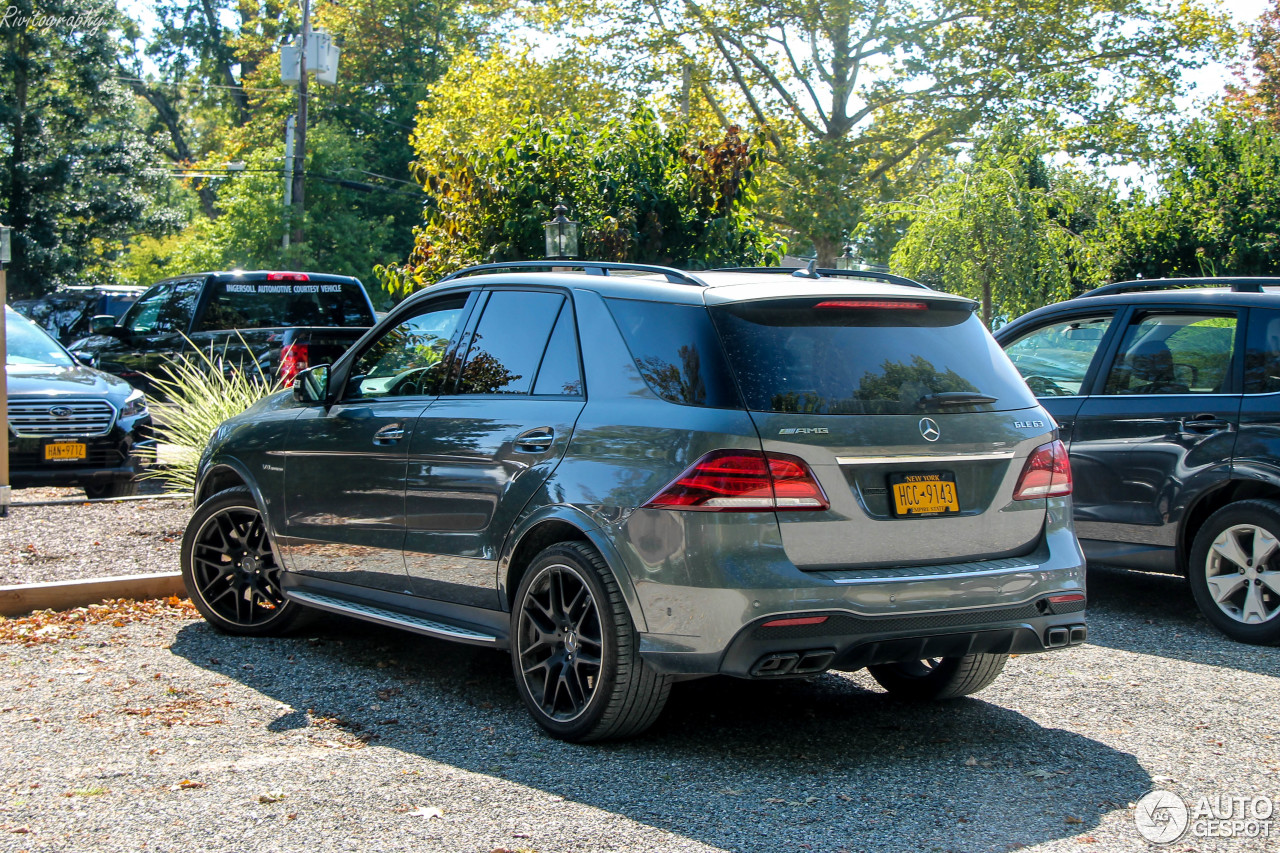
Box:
<box><xmin>708</xmin><ymin>293</ymin><xmax>1051</xmax><ymax>569</ymax></box>
<box><xmin>404</xmin><ymin>288</ymin><xmax>586</xmax><ymax>608</ymax></box>
<box><xmin>1070</xmin><ymin>308</ymin><xmax>1242</xmax><ymax>546</ymax></box>
<box><xmin>279</xmin><ymin>292</ymin><xmax>475</xmax><ymax>593</ymax></box>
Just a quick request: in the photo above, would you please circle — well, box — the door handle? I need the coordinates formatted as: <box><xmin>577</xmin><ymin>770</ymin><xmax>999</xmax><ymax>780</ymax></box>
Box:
<box><xmin>514</xmin><ymin>427</ymin><xmax>555</xmax><ymax>452</ymax></box>
<box><xmin>1180</xmin><ymin>415</ymin><xmax>1231</xmax><ymax>433</ymax></box>
<box><xmin>373</xmin><ymin>423</ymin><xmax>406</xmax><ymax>445</ymax></box>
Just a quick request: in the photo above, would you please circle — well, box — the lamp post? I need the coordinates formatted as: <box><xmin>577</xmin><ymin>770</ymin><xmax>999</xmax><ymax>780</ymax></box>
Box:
<box><xmin>1</xmin><ymin>224</ymin><xmax>11</xmax><ymax>516</ymax></box>
<box><xmin>835</xmin><ymin>236</ymin><xmax>861</xmax><ymax>271</ymax></box>
<box><xmin>544</xmin><ymin>203</ymin><xmax>580</xmax><ymax>261</ymax></box>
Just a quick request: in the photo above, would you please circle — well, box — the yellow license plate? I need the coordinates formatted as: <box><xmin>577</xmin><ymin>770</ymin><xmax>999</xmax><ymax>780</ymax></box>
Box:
<box><xmin>44</xmin><ymin>442</ymin><xmax>87</xmax><ymax>461</ymax></box>
<box><xmin>891</xmin><ymin>473</ymin><xmax>959</xmax><ymax>516</ymax></box>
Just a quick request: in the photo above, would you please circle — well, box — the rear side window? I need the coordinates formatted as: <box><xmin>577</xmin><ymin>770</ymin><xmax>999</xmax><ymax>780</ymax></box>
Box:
<box><xmin>1245</xmin><ymin>308</ymin><xmax>1280</xmax><ymax>394</ymax></box>
<box><xmin>197</xmin><ymin>279</ymin><xmax>374</xmax><ymax>331</ymax></box>
<box><xmin>457</xmin><ymin>290</ymin><xmax>564</xmax><ymax>395</ymax></box>
<box><xmin>606</xmin><ymin>298</ymin><xmax>741</xmax><ymax>408</ymax></box>
<box><xmin>1103</xmin><ymin>312</ymin><xmax>1237</xmax><ymax>395</ymax></box>
<box><xmin>710</xmin><ymin>298</ymin><xmax>1035</xmax><ymax>414</ymax></box>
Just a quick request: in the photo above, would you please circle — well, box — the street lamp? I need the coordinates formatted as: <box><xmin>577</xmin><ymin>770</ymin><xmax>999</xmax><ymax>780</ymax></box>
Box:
<box><xmin>835</xmin><ymin>236</ymin><xmax>861</xmax><ymax>271</ymax></box>
<box><xmin>544</xmin><ymin>203</ymin><xmax>580</xmax><ymax>260</ymax></box>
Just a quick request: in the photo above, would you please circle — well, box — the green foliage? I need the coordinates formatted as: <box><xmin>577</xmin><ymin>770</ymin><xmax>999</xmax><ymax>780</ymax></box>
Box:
<box><xmin>1103</xmin><ymin>111</ymin><xmax>1280</xmax><ymax>280</ymax></box>
<box><xmin>379</xmin><ymin>110</ymin><xmax>783</xmax><ymax>298</ymax></box>
<box><xmin>0</xmin><ymin>0</ymin><xmax>178</xmax><ymax>298</ymax></box>
<box><xmin>888</xmin><ymin>122</ymin><xmax>1113</xmax><ymax>326</ymax></box>
<box><xmin>143</xmin><ymin>338</ymin><xmax>281</xmax><ymax>494</ymax></box>
<box><xmin>559</xmin><ymin>0</ymin><xmax>1233</xmax><ymax>261</ymax></box>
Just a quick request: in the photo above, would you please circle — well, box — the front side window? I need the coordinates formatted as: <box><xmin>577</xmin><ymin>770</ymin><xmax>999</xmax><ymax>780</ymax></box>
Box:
<box><xmin>1002</xmin><ymin>314</ymin><xmax>1113</xmax><ymax>397</ymax></box>
<box><xmin>121</xmin><ymin>280</ymin><xmax>203</xmax><ymax>334</ymax></box>
<box><xmin>1104</xmin><ymin>312</ymin><xmax>1238</xmax><ymax>395</ymax></box>
<box><xmin>347</xmin><ymin>295</ymin><xmax>468</xmax><ymax>399</ymax></box>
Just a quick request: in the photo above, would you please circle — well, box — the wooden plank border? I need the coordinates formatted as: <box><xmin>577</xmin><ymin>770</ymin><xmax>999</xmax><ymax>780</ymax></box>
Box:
<box><xmin>0</xmin><ymin>573</ymin><xmax>188</xmax><ymax>617</ymax></box>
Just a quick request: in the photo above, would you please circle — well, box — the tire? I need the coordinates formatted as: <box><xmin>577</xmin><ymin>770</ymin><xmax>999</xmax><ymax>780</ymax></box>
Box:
<box><xmin>1188</xmin><ymin>499</ymin><xmax>1280</xmax><ymax>645</ymax></box>
<box><xmin>510</xmin><ymin>541</ymin><xmax>671</xmax><ymax>742</ymax></box>
<box><xmin>180</xmin><ymin>486</ymin><xmax>310</xmax><ymax>637</ymax></box>
<box><xmin>868</xmin><ymin>653</ymin><xmax>1008</xmax><ymax>700</ymax></box>
<box><xmin>84</xmin><ymin>478</ymin><xmax>139</xmax><ymax>499</ymax></box>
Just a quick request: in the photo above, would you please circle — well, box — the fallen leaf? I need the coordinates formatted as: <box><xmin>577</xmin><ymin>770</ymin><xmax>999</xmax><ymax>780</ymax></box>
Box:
<box><xmin>176</xmin><ymin>779</ymin><xmax>204</xmax><ymax>790</ymax></box>
<box><xmin>1065</xmin><ymin>815</ymin><xmax>1084</xmax><ymax>825</ymax></box>
<box><xmin>258</xmin><ymin>791</ymin><xmax>286</xmax><ymax>804</ymax></box>
<box><xmin>407</xmin><ymin>806</ymin><xmax>443</xmax><ymax>820</ymax></box>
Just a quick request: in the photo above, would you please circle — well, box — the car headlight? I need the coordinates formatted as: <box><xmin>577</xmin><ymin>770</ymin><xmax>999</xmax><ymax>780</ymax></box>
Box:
<box><xmin>119</xmin><ymin>389</ymin><xmax>148</xmax><ymax>419</ymax></box>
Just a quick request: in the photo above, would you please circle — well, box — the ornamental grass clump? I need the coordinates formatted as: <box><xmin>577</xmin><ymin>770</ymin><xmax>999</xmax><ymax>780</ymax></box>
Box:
<box><xmin>143</xmin><ymin>337</ymin><xmax>281</xmax><ymax>494</ymax></box>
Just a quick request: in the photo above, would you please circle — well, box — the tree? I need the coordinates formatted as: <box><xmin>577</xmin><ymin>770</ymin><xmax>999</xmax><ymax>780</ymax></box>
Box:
<box><xmin>564</xmin><ymin>0</ymin><xmax>1231</xmax><ymax>262</ymax></box>
<box><xmin>1</xmin><ymin>0</ymin><xmax>175</xmax><ymax>298</ymax></box>
<box><xmin>889</xmin><ymin>122</ymin><xmax>1112</xmax><ymax>326</ymax></box>
<box><xmin>379</xmin><ymin>109</ymin><xmax>783</xmax><ymax>298</ymax></box>
<box><xmin>1103</xmin><ymin>110</ymin><xmax>1280</xmax><ymax>281</ymax></box>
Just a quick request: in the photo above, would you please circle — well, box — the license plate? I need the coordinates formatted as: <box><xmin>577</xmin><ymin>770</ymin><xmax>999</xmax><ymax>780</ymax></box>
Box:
<box><xmin>890</xmin><ymin>472</ymin><xmax>959</xmax><ymax>516</ymax></box>
<box><xmin>44</xmin><ymin>442</ymin><xmax>87</xmax><ymax>461</ymax></box>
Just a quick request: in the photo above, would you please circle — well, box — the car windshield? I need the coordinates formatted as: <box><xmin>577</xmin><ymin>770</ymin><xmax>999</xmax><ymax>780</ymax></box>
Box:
<box><xmin>5</xmin><ymin>307</ymin><xmax>75</xmax><ymax>367</ymax></box>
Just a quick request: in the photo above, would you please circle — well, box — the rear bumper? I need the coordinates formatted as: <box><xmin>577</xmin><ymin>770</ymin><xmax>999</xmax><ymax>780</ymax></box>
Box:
<box><xmin>8</xmin><ymin>430</ymin><xmax>151</xmax><ymax>488</ymax></box>
<box><xmin>641</xmin><ymin>602</ymin><xmax>1087</xmax><ymax>677</ymax></box>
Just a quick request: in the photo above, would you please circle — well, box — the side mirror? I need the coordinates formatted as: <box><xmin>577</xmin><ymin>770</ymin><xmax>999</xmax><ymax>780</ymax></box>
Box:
<box><xmin>292</xmin><ymin>364</ymin><xmax>331</xmax><ymax>405</ymax></box>
<box><xmin>90</xmin><ymin>315</ymin><xmax>119</xmax><ymax>336</ymax></box>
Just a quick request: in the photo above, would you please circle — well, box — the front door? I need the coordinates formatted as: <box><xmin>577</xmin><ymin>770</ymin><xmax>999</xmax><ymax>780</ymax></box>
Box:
<box><xmin>279</xmin><ymin>292</ymin><xmax>474</xmax><ymax>593</ymax></box>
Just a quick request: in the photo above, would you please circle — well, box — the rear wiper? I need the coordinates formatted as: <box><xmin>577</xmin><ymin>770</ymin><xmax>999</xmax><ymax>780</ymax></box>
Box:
<box><xmin>917</xmin><ymin>392</ymin><xmax>998</xmax><ymax>409</ymax></box>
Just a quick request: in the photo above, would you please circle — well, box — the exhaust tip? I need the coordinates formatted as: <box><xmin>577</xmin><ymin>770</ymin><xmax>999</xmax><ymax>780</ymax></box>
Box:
<box><xmin>1046</xmin><ymin>627</ymin><xmax>1069</xmax><ymax>648</ymax></box>
<box><xmin>1069</xmin><ymin>625</ymin><xmax>1087</xmax><ymax>645</ymax></box>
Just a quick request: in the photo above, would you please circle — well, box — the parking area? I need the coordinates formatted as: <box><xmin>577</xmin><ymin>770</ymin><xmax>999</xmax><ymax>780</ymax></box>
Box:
<box><xmin>0</xmin><ymin>557</ymin><xmax>1277</xmax><ymax>853</ymax></box>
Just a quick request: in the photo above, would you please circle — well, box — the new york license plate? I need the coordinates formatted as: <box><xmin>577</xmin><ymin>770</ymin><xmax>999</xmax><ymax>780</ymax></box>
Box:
<box><xmin>44</xmin><ymin>442</ymin><xmax>87</xmax><ymax>461</ymax></box>
<box><xmin>890</xmin><ymin>472</ymin><xmax>959</xmax><ymax>516</ymax></box>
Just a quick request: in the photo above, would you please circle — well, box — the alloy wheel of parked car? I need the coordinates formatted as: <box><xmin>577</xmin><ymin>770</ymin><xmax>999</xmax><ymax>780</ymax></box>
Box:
<box><xmin>512</xmin><ymin>542</ymin><xmax>671</xmax><ymax>742</ymax></box>
<box><xmin>868</xmin><ymin>653</ymin><xmax>1009</xmax><ymax>699</ymax></box>
<box><xmin>181</xmin><ymin>487</ymin><xmax>309</xmax><ymax>636</ymax></box>
<box><xmin>1189</xmin><ymin>500</ymin><xmax>1280</xmax><ymax>645</ymax></box>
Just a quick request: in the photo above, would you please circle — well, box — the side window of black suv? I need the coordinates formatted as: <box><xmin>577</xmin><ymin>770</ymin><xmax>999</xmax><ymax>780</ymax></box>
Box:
<box><xmin>1103</xmin><ymin>312</ymin><xmax>1238</xmax><ymax>396</ymax></box>
<box><xmin>1245</xmin><ymin>308</ymin><xmax>1280</xmax><ymax>394</ymax></box>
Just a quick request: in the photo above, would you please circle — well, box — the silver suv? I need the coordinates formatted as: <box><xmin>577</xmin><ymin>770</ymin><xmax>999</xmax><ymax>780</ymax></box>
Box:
<box><xmin>182</xmin><ymin>263</ymin><xmax>1086</xmax><ymax>741</ymax></box>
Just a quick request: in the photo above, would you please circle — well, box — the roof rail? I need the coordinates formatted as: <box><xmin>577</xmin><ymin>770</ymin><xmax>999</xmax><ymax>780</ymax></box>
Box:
<box><xmin>713</xmin><ymin>267</ymin><xmax>932</xmax><ymax>290</ymax></box>
<box><xmin>1079</xmin><ymin>277</ymin><xmax>1280</xmax><ymax>298</ymax></box>
<box><xmin>439</xmin><ymin>261</ymin><xmax>709</xmax><ymax>287</ymax></box>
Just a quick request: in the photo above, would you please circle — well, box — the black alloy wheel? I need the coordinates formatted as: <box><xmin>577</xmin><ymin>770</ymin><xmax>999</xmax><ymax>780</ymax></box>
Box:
<box><xmin>181</xmin><ymin>486</ymin><xmax>309</xmax><ymax>636</ymax></box>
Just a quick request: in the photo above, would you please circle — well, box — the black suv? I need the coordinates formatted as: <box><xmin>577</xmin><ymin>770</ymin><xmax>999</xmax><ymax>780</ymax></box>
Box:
<box><xmin>995</xmin><ymin>278</ymin><xmax>1280</xmax><ymax>644</ymax></box>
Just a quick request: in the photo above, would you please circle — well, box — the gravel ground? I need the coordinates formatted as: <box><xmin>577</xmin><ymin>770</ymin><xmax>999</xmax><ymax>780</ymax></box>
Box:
<box><xmin>0</xmin><ymin>484</ymin><xmax>190</xmax><ymax>585</ymax></box>
<box><xmin>0</xmin><ymin>500</ymin><xmax>1278</xmax><ymax>852</ymax></box>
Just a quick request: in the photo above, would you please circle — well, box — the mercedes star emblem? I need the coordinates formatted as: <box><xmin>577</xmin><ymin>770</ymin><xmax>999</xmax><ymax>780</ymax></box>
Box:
<box><xmin>919</xmin><ymin>417</ymin><xmax>941</xmax><ymax>442</ymax></box>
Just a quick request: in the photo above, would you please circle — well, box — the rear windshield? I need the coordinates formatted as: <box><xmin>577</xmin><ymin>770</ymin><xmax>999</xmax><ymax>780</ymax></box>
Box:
<box><xmin>197</xmin><ymin>279</ymin><xmax>374</xmax><ymax>331</ymax></box>
<box><xmin>710</xmin><ymin>298</ymin><xmax>1036</xmax><ymax>414</ymax></box>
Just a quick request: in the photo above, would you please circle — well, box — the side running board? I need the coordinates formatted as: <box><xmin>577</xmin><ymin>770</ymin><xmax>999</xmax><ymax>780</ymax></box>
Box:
<box><xmin>286</xmin><ymin>590</ymin><xmax>500</xmax><ymax>647</ymax></box>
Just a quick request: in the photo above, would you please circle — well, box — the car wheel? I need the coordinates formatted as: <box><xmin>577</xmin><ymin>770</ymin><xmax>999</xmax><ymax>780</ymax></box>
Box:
<box><xmin>511</xmin><ymin>541</ymin><xmax>671</xmax><ymax>742</ymax></box>
<box><xmin>868</xmin><ymin>653</ymin><xmax>1008</xmax><ymax>699</ymax></box>
<box><xmin>181</xmin><ymin>486</ymin><xmax>309</xmax><ymax>636</ymax></box>
<box><xmin>1188</xmin><ymin>500</ymin><xmax>1280</xmax><ymax>645</ymax></box>
<box><xmin>83</xmin><ymin>478</ymin><xmax>139</xmax><ymax>499</ymax></box>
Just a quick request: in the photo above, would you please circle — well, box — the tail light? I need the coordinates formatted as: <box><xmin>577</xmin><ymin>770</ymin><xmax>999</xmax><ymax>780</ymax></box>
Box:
<box><xmin>278</xmin><ymin>341</ymin><xmax>309</xmax><ymax>387</ymax></box>
<box><xmin>1013</xmin><ymin>439</ymin><xmax>1072</xmax><ymax>500</ymax></box>
<box><xmin>816</xmin><ymin>300</ymin><xmax>928</xmax><ymax>310</ymax></box>
<box><xmin>643</xmin><ymin>449</ymin><xmax>829</xmax><ymax>511</ymax></box>
<box><xmin>268</xmin><ymin>272</ymin><xmax>310</xmax><ymax>282</ymax></box>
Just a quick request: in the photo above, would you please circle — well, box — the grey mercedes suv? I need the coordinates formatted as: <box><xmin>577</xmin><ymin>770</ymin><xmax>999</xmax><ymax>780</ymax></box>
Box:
<box><xmin>182</xmin><ymin>263</ymin><xmax>1086</xmax><ymax>741</ymax></box>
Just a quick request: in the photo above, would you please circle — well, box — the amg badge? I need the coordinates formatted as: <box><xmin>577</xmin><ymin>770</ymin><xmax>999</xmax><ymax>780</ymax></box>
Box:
<box><xmin>778</xmin><ymin>427</ymin><xmax>830</xmax><ymax>435</ymax></box>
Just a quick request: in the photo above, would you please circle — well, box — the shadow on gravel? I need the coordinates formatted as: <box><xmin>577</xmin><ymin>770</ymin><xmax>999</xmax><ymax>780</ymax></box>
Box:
<box><xmin>1083</xmin><ymin>564</ymin><xmax>1280</xmax><ymax>678</ymax></box>
<box><xmin>170</xmin><ymin>616</ymin><xmax>1150</xmax><ymax>853</ymax></box>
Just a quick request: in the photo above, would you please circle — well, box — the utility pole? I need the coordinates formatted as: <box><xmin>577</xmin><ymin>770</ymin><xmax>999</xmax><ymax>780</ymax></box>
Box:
<box><xmin>291</xmin><ymin>0</ymin><xmax>309</xmax><ymax>248</ymax></box>
<box><xmin>283</xmin><ymin>114</ymin><xmax>296</xmax><ymax>249</ymax></box>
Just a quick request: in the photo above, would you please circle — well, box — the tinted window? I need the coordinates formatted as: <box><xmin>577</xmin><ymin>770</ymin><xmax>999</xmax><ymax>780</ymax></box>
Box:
<box><xmin>121</xmin><ymin>280</ymin><xmax>203</xmax><ymax>334</ymax></box>
<box><xmin>711</xmin><ymin>298</ymin><xmax>1035</xmax><ymax>414</ymax></box>
<box><xmin>457</xmin><ymin>291</ymin><xmax>564</xmax><ymax>395</ymax></box>
<box><xmin>197</xmin><ymin>279</ymin><xmax>373</xmax><ymax>331</ymax></box>
<box><xmin>1245</xmin><ymin>308</ymin><xmax>1280</xmax><ymax>394</ymax></box>
<box><xmin>532</xmin><ymin>303</ymin><xmax>584</xmax><ymax>396</ymax></box>
<box><xmin>1104</xmin><ymin>312</ymin><xmax>1237</xmax><ymax>395</ymax></box>
<box><xmin>1003</xmin><ymin>315</ymin><xmax>1113</xmax><ymax>396</ymax></box>
<box><xmin>606</xmin><ymin>298</ymin><xmax>740</xmax><ymax>408</ymax></box>
<box><xmin>349</xmin><ymin>295</ymin><xmax>467</xmax><ymax>399</ymax></box>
